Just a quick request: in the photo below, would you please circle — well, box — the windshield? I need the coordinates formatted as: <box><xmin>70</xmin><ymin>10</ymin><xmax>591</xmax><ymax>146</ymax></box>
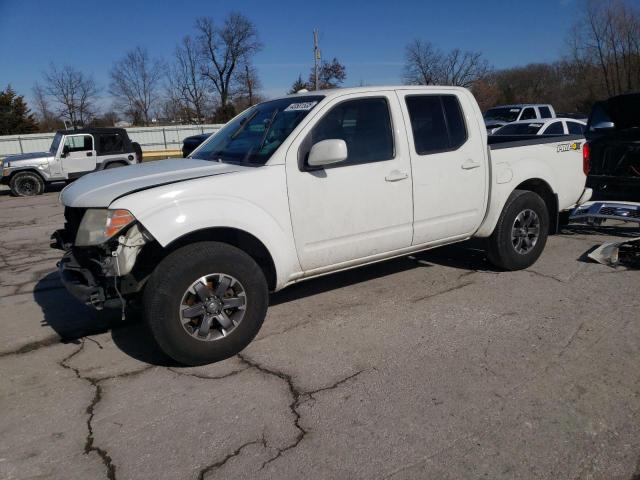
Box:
<box><xmin>494</xmin><ymin>123</ymin><xmax>543</xmax><ymax>135</ymax></box>
<box><xmin>485</xmin><ymin>107</ymin><xmax>521</xmax><ymax>123</ymax></box>
<box><xmin>192</xmin><ymin>96</ymin><xmax>324</xmax><ymax>165</ymax></box>
<box><xmin>49</xmin><ymin>132</ymin><xmax>62</xmax><ymax>153</ymax></box>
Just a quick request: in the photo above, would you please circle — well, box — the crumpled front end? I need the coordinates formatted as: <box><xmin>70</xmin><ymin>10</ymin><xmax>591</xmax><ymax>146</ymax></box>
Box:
<box><xmin>52</xmin><ymin>206</ymin><xmax>154</xmax><ymax>310</ymax></box>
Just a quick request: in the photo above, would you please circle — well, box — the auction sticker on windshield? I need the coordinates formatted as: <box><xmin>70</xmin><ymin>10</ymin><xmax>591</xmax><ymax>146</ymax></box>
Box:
<box><xmin>284</xmin><ymin>101</ymin><xmax>318</xmax><ymax>112</ymax></box>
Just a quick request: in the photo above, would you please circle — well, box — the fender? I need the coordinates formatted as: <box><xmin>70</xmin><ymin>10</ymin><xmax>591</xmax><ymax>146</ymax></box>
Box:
<box><xmin>100</xmin><ymin>157</ymin><xmax>135</xmax><ymax>169</ymax></box>
<box><xmin>108</xmin><ymin>166</ymin><xmax>301</xmax><ymax>290</ymax></box>
<box><xmin>475</xmin><ymin>157</ymin><xmax>559</xmax><ymax>238</ymax></box>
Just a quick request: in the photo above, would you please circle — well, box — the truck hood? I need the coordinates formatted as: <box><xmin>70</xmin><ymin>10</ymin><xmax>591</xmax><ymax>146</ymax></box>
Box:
<box><xmin>60</xmin><ymin>158</ymin><xmax>249</xmax><ymax>208</ymax></box>
<box><xmin>5</xmin><ymin>151</ymin><xmax>53</xmax><ymax>164</ymax></box>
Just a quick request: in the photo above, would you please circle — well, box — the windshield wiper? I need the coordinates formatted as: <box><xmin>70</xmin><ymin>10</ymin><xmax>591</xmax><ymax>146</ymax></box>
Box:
<box><xmin>240</xmin><ymin>109</ymin><xmax>280</xmax><ymax>164</ymax></box>
<box><xmin>230</xmin><ymin>110</ymin><xmax>259</xmax><ymax>140</ymax></box>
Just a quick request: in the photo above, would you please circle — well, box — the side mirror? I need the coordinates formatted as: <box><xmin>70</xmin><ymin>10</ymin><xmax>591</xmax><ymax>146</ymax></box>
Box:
<box><xmin>307</xmin><ymin>139</ymin><xmax>348</xmax><ymax>167</ymax></box>
<box><xmin>590</xmin><ymin>121</ymin><xmax>615</xmax><ymax>132</ymax></box>
<box><xmin>61</xmin><ymin>145</ymin><xmax>70</xmax><ymax>158</ymax></box>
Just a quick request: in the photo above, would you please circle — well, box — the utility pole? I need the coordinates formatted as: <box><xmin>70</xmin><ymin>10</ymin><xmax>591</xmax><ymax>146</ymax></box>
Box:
<box><xmin>313</xmin><ymin>29</ymin><xmax>320</xmax><ymax>91</ymax></box>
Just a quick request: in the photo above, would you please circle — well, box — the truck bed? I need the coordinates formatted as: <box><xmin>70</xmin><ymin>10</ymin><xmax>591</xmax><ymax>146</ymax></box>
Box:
<box><xmin>488</xmin><ymin>134</ymin><xmax>584</xmax><ymax>149</ymax></box>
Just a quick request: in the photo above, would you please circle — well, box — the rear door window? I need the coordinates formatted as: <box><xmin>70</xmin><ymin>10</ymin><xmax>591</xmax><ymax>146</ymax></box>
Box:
<box><xmin>441</xmin><ymin>96</ymin><xmax>468</xmax><ymax>149</ymax></box>
<box><xmin>99</xmin><ymin>133</ymin><xmax>124</xmax><ymax>154</ymax></box>
<box><xmin>405</xmin><ymin>95</ymin><xmax>468</xmax><ymax>155</ymax></box>
<box><xmin>538</xmin><ymin>106</ymin><xmax>552</xmax><ymax>118</ymax></box>
<box><xmin>567</xmin><ymin>122</ymin><xmax>585</xmax><ymax>135</ymax></box>
<box><xmin>543</xmin><ymin>122</ymin><xmax>565</xmax><ymax>135</ymax></box>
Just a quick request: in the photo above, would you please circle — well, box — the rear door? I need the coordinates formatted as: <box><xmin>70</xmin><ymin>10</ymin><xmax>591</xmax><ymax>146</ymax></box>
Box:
<box><xmin>61</xmin><ymin>134</ymin><xmax>97</xmax><ymax>174</ymax></box>
<box><xmin>397</xmin><ymin>90</ymin><xmax>487</xmax><ymax>245</ymax></box>
<box><xmin>286</xmin><ymin>91</ymin><xmax>414</xmax><ymax>271</ymax></box>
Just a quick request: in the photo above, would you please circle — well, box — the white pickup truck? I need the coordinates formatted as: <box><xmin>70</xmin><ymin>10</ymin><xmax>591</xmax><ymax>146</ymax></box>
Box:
<box><xmin>53</xmin><ymin>86</ymin><xmax>591</xmax><ymax>365</ymax></box>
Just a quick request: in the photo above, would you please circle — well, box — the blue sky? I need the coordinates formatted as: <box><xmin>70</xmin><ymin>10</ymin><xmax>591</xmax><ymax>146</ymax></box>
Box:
<box><xmin>1</xmin><ymin>0</ymin><xmax>581</xmax><ymax>106</ymax></box>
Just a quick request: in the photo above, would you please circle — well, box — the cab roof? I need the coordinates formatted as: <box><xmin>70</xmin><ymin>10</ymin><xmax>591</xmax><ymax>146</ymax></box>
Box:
<box><xmin>57</xmin><ymin>127</ymin><xmax>129</xmax><ymax>136</ymax></box>
<box><xmin>280</xmin><ymin>85</ymin><xmax>470</xmax><ymax>100</ymax></box>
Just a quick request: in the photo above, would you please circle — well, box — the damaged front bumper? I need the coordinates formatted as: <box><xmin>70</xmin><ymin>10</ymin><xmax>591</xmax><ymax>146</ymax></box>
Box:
<box><xmin>52</xmin><ymin>223</ymin><xmax>152</xmax><ymax>310</ymax></box>
<box><xmin>57</xmin><ymin>251</ymin><xmax>120</xmax><ymax>309</ymax></box>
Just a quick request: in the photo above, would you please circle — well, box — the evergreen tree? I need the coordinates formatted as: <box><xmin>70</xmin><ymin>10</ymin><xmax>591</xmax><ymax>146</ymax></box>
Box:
<box><xmin>0</xmin><ymin>85</ymin><xmax>39</xmax><ymax>135</ymax></box>
<box><xmin>288</xmin><ymin>75</ymin><xmax>308</xmax><ymax>94</ymax></box>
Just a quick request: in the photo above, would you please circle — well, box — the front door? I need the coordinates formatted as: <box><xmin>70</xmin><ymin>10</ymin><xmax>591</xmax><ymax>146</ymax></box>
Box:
<box><xmin>397</xmin><ymin>90</ymin><xmax>487</xmax><ymax>245</ymax></box>
<box><xmin>61</xmin><ymin>134</ymin><xmax>97</xmax><ymax>175</ymax></box>
<box><xmin>286</xmin><ymin>92</ymin><xmax>414</xmax><ymax>272</ymax></box>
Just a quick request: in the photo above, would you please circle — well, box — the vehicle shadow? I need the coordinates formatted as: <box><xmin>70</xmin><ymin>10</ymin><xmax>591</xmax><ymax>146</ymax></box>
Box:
<box><xmin>271</xmin><ymin>240</ymin><xmax>493</xmax><ymax>306</ymax></box>
<box><xmin>34</xmin><ymin>241</ymin><xmax>493</xmax><ymax>366</ymax></box>
<box><xmin>34</xmin><ymin>273</ymin><xmax>173</xmax><ymax>366</ymax></box>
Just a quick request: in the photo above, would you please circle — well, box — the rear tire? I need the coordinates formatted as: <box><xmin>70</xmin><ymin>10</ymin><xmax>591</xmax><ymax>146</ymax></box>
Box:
<box><xmin>486</xmin><ymin>190</ymin><xmax>549</xmax><ymax>270</ymax></box>
<box><xmin>9</xmin><ymin>171</ymin><xmax>45</xmax><ymax>196</ymax></box>
<box><xmin>143</xmin><ymin>241</ymin><xmax>268</xmax><ymax>366</ymax></box>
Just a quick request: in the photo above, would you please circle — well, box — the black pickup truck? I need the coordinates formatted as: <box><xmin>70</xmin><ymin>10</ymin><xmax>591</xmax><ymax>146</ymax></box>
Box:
<box><xmin>585</xmin><ymin>93</ymin><xmax>640</xmax><ymax>201</ymax></box>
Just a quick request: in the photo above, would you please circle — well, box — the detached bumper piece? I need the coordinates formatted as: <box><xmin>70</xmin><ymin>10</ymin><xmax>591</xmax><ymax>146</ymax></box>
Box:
<box><xmin>588</xmin><ymin>237</ymin><xmax>640</xmax><ymax>269</ymax></box>
<box><xmin>58</xmin><ymin>252</ymin><xmax>106</xmax><ymax>307</ymax></box>
<box><xmin>570</xmin><ymin>201</ymin><xmax>640</xmax><ymax>225</ymax></box>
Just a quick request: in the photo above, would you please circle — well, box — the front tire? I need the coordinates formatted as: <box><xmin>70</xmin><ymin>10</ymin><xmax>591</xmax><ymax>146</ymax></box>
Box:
<box><xmin>9</xmin><ymin>171</ymin><xmax>45</xmax><ymax>196</ymax></box>
<box><xmin>143</xmin><ymin>241</ymin><xmax>268</xmax><ymax>366</ymax></box>
<box><xmin>486</xmin><ymin>190</ymin><xmax>549</xmax><ymax>271</ymax></box>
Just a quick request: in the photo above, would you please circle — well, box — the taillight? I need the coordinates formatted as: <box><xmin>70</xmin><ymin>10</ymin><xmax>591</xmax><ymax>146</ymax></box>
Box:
<box><xmin>582</xmin><ymin>142</ymin><xmax>590</xmax><ymax>175</ymax></box>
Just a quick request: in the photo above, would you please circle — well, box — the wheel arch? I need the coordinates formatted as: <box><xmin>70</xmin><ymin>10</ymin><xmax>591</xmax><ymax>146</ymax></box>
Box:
<box><xmin>513</xmin><ymin>178</ymin><xmax>559</xmax><ymax>234</ymax></box>
<box><xmin>8</xmin><ymin>168</ymin><xmax>47</xmax><ymax>183</ymax></box>
<box><xmin>139</xmin><ymin>227</ymin><xmax>278</xmax><ymax>292</ymax></box>
<box><xmin>475</xmin><ymin>165</ymin><xmax>560</xmax><ymax>238</ymax></box>
<box><xmin>102</xmin><ymin>160</ymin><xmax>130</xmax><ymax>169</ymax></box>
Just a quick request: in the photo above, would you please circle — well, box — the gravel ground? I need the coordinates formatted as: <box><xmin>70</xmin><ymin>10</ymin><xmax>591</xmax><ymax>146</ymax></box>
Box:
<box><xmin>0</xmin><ymin>188</ymin><xmax>639</xmax><ymax>480</ymax></box>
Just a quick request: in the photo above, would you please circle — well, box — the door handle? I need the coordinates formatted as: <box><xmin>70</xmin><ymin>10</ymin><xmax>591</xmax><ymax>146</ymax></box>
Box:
<box><xmin>385</xmin><ymin>170</ymin><xmax>408</xmax><ymax>182</ymax></box>
<box><xmin>461</xmin><ymin>159</ymin><xmax>480</xmax><ymax>170</ymax></box>
<box><xmin>86</xmin><ymin>152</ymin><xmax>93</xmax><ymax>157</ymax></box>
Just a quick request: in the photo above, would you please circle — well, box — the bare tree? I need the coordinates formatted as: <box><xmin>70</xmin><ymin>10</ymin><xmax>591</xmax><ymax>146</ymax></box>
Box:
<box><xmin>167</xmin><ymin>36</ymin><xmax>210</xmax><ymax>123</ymax></box>
<box><xmin>404</xmin><ymin>39</ymin><xmax>490</xmax><ymax>88</ymax></box>
<box><xmin>110</xmin><ymin>47</ymin><xmax>165</xmax><ymax>125</ymax></box>
<box><xmin>196</xmin><ymin>13</ymin><xmax>262</xmax><ymax>120</ymax></box>
<box><xmin>440</xmin><ymin>49</ymin><xmax>491</xmax><ymax>87</ymax></box>
<box><xmin>234</xmin><ymin>59</ymin><xmax>262</xmax><ymax>107</ymax></box>
<box><xmin>570</xmin><ymin>0</ymin><xmax>640</xmax><ymax>96</ymax></box>
<box><xmin>31</xmin><ymin>82</ymin><xmax>62</xmax><ymax>131</ymax></box>
<box><xmin>42</xmin><ymin>65</ymin><xmax>99</xmax><ymax>127</ymax></box>
<box><xmin>403</xmin><ymin>39</ymin><xmax>444</xmax><ymax>85</ymax></box>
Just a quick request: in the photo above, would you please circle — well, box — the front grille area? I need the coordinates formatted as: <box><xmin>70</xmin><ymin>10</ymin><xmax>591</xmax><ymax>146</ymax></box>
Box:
<box><xmin>64</xmin><ymin>207</ymin><xmax>87</xmax><ymax>243</ymax></box>
<box><xmin>600</xmin><ymin>206</ymin><xmax>640</xmax><ymax>219</ymax></box>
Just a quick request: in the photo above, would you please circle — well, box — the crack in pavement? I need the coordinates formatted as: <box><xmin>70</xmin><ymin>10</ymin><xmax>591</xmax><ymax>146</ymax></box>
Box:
<box><xmin>237</xmin><ymin>352</ymin><xmax>366</xmax><ymax>470</ymax></box>
<box><xmin>167</xmin><ymin>365</ymin><xmax>250</xmax><ymax>380</ymax></box>
<box><xmin>197</xmin><ymin>436</ymin><xmax>268</xmax><ymax>480</ymax></box>
<box><xmin>0</xmin><ymin>334</ymin><xmax>62</xmax><ymax>358</ymax></box>
<box><xmin>560</xmin><ymin>322</ymin><xmax>585</xmax><ymax>357</ymax></box>
<box><xmin>410</xmin><ymin>281</ymin><xmax>474</xmax><ymax>304</ymax></box>
<box><xmin>58</xmin><ymin>340</ymin><xmax>154</xmax><ymax>480</ymax></box>
<box><xmin>524</xmin><ymin>269</ymin><xmax>568</xmax><ymax>284</ymax></box>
